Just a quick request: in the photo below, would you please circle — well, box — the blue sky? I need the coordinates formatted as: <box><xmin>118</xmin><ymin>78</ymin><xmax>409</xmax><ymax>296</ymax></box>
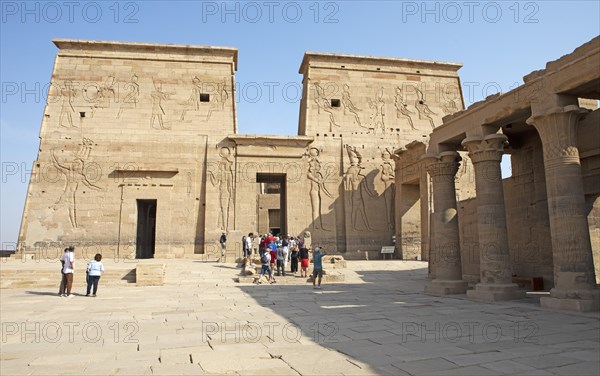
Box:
<box><xmin>1</xmin><ymin>0</ymin><xmax>599</xmax><ymax>246</ymax></box>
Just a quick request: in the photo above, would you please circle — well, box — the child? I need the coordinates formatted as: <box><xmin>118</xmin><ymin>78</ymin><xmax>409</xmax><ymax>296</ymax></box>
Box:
<box><xmin>86</xmin><ymin>253</ymin><xmax>104</xmax><ymax>297</ymax></box>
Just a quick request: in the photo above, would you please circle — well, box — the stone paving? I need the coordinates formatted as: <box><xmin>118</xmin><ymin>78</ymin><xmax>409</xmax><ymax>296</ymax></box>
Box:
<box><xmin>1</xmin><ymin>260</ymin><xmax>599</xmax><ymax>375</ymax></box>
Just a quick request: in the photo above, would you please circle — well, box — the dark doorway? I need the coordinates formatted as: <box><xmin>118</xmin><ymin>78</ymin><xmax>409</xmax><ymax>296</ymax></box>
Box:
<box><xmin>257</xmin><ymin>173</ymin><xmax>287</xmax><ymax>236</ymax></box>
<box><xmin>136</xmin><ymin>199</ymin><xmax>156</xmax><ymax>259</ymax></box>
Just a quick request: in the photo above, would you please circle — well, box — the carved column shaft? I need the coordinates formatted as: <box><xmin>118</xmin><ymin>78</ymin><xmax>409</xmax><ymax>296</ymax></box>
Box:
<box><xmin>463</xmin><ymin>134</ymin><xmax>513</xmax><ymax>285</ymax></box>
<box><xmin>425</xmin><ymin>152</ymin><xmax>462</xmax><ymax>281</ymax></box>
<box><xmin>528</xmin><ymin>106</ymin><xmax>598</xmax><ymax>300</ymax></box>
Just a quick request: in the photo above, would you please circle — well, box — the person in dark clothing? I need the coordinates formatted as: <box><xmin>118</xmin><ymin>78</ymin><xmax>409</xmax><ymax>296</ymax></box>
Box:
<box><xmin>219</xmin><ymin>233</ymin><xmax>227</xmax><ymax>262</ymax></box>
<box><xmin>299</xmin><ymin>246</ymin><xmax>310</xmax><ymax>278</ymax></box>
<box><xmin>290</xmin><ymin>243</ymin><xmax>299</xmax><ymax>274</ymax></box>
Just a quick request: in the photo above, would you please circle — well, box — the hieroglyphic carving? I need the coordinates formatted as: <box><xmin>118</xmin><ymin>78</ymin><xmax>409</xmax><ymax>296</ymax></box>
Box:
<box><xmin>344</xmin><ymin>145</ymin><xmax>376</xmax><ymax>231</ymax></box>
<box><xmin>186</xmin><ymin>172</ymin><xmax>192</xmax><ymax>197</ymax></box>
<box><xmin>313</xmin><ymin>82</ymin><xmax>338</xmax><ymax>132</ymax></box>
<box><xmin>180</xmin><ymin>76</ymin><xmax>203</xmax><ymax>121</ymax></box>
<box><xmin>306</xmin><ymin>147</ymin><xmax>333</xmax><ymax>231</ymax></box>
<box><xmin>342</xmin><ymin>84</ymin><xmax>362</xmax><ymax>127</ymax></box>
<box><xmin>50</xmin><ymin>138</ymin><xmax>102</xmax><ymax>228</ymax></box>
<box><xmin>394</xmin><ymin>86</ymin><xmax>416</xmax><ymax>130</ymax></box>
<box><xmin>206</xmin><ymin>79</ymin><xmax>229</xmax><ymax>121</ymax></box>
<box><xmin>59</xmin><ymin>81</ymin><xmax>77</xmax><ymax>128</ymax></box>
<box><xmin>380</xmin><ymin>148</ymin><xmax>395</xmax><ymax>230</ymax></box>
<box><xmin>117</xmin><ymin>74</ymin><xmax>140</xmax><ymax>118</ymax></box>
<box><xmin>150</xmin><ymin>80</ymin><xmax>172</xmax><ymax>130</ymax></box>
<box><xmin>209</xmin><ymin>147</ymin><xmax>234</xmax><ymax>231</ymax></box>
<box><xmin>442</xmin><ymin>98</ymin><xmax>458</xmax><ymax>115</ymax></box>
<box><xmin>415</xmin><ymin>88</ymin><xmax>437</xmax><ymax>128</ymax></box>
<box><xmin>368</xmin><ymin>87</ymin><xmax>385</xmax><ymax>135</ymax></box>
<box><xmin>95</xmin><ymin>76</ymin><xmax>116</xmax><ymax>109</ymax></box>
<box><xmin>181</xmin><ymin>77</ymin><xmax>229</xmax><ymax>122</ymax></box>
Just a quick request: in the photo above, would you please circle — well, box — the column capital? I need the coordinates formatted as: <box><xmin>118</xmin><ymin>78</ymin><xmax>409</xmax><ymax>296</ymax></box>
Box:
<box><xmin>461</xmin><ymin>134</ymin><xmax>507</xmax><ymax>163</ymax></box>
<box><xmin>526</xmin><ymin>105</ymin><xmax>589</xmax><ymax>165</ymax></box>
<box><xmin>421</xmin><ymin>151</ymin><xmax>461</xmax><ymax>178</ymax></box>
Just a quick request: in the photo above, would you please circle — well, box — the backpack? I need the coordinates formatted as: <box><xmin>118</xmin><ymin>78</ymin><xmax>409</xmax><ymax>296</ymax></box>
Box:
<box><xmin>260</xmin><ymin>252</ymin><xmax>268</xmax><ymax>264</ymax></box>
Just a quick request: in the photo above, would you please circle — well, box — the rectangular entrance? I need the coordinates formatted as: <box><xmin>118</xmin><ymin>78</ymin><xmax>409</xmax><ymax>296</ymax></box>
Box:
<box><xmin>136</xmin><ymin>199</ymin><xmax>157</xmax><ymax>259</ymax></box>
<box><xmin>256</xmin><ymin>173</ymin><xmax>287</xmax><ymax>236</ymax></box>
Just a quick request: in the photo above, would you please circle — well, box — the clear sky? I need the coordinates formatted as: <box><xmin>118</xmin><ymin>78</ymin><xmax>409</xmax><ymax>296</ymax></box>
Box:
<box><xmin>1</xmin><ymin>0</ymin><xmax>599</xmax><ymax>247</ymax></box>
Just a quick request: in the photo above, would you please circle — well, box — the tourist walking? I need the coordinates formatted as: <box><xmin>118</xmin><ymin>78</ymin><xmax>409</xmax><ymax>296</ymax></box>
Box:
<box><xmin>86</xmin><ymin>253</ymin><xmax>105</xmax><ymax>297</ymax></box>
<box><xmin>256</xmin><ymin>249</ymin><xmax>275</xmax><ymax>284</ymax></box>
<box><xmin>59</xmin><ymin>246</ymin><xmax>75</xmax><ymax>297</ymax></box>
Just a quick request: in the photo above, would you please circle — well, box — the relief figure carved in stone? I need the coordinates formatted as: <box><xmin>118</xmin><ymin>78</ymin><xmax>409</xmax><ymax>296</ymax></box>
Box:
<box><xmin>442</xmin><ymin>98</ymin><xmax>459</xmax><ymax>115</ymax></box>
<box><xmin>342</xmin><ymin>84</ymin><xmax>363</xmax><ymax>127</ymax></box>
<box><xmin>394</xmin><ymin>86</ymin><xmax>416</xmax><ymax>130</ymax></box>
<box><xmin>206</xmin><ymin>79</ymin><xmax>229</xmax><ymax>122</ymax></box>
<box><xmin>59</xmin><ymin>81</ymin><xmax>77</xmax><ymax>128</ymax></box>
<box><xmin>380</xmin><ymin>148</ymin><xmax>395</xmax><ymax>230</ymax></box>
<box><xmin>368</xmin><ymin>87</ymin><xmax>385</xmax><ymax>135</ymax></box>
<box><xmin>180</xmin><ymin>76</ymin><xmax>203</xmax><ymax>121</ymax></box>
<box><xmin>117</xmin><ymin>74</ymin><xmax>140</xmax><ymax>119</ymax></box>
<box><xmin>313</xmin><ymin>82</ymin><xmax>339</xmax><ymax>132</ymax></box>
<box><xmin>209</xmin><ymin>147</ymin><xmax>234</xmax><ymax>231</ymax></box>
<box><xmin>306</xmin><ymin>147</ymin><xmax>333</xmax><ymax>231</ymax></box>
<box><xmin>50</xmin><ymin>138</ymin><xmax>102</xmax><ymax>228</ymax></box>
<box><xmin>94</xmin><ymin>75</ymin><xmax>116</xmax><ymax>110</ymax></box>
<box><xmin>150</xmin><ymin>80</ymin><xmax>173</xmax><ymax>130</ymax></box>
<box><xmin>415</xmin><ymin>88</ymin><xmax>437</xmax><ymax>129</ymax></box>
<box><xmin>344</xmin><ymin>145</ymin><xmax>376</xmax><ymax>231</ymax></box>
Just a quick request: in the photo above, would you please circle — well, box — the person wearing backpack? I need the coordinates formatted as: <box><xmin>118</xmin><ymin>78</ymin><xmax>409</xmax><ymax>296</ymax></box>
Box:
<box><xmin>86</xmin><ymin>253</ymin><xmax>105</xmax><ymax>297</ymax></box>
<box><xmin>256</xmin><ymin>249</ymin><xmax>275</xmax><ymax>284</ymax></box>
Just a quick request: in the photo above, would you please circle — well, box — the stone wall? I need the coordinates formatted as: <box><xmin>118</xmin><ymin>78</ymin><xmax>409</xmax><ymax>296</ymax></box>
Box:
<box><xmin>299</xmin><ymin>54</ymin><xmax>463</xmax><ymax>256</ymax></box>
<box><xmin>18</xmin><ymin>40</ymin><xmax>237</xmax><ymax>259</ymax></box>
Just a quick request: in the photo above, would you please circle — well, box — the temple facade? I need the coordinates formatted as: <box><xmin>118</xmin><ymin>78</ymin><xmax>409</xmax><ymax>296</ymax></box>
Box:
<box><xmin>17</xmin><ymin>37</ymin><xmax>600</xmax><ymax>311</ymax></box>
<box><xmin>17</xmin><ymin>39</ymin><xmax>464</xmax><ymax>260</ymax></box>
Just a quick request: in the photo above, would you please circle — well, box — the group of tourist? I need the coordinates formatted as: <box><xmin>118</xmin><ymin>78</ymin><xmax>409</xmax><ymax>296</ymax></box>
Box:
<box><xmin>57</xmin><ymin>246</ymin><xmax>105</xmax><ymax>297</ymax></box>
<box><xmin>245</xmin><ymin>233</ymin><xmax>327</xmax><ymax>289</ymax></box>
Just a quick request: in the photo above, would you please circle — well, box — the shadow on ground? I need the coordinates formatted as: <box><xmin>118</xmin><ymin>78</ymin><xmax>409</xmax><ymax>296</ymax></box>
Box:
<box><xmin>233</xmin><ymin>265</ymin><xmax>597</xmax><ymax>375</ymax></box>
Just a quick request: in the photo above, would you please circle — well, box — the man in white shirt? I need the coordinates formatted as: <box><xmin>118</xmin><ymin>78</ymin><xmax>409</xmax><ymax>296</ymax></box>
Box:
<box><xmin>245</xmin><ymin>233</ymin><xmax>253</xmax><ymax>265</ymax></box>
<box><xmin>59</xmin><ymin>246</ymin><xmax>75</xmax><ymax>297</ymax></box>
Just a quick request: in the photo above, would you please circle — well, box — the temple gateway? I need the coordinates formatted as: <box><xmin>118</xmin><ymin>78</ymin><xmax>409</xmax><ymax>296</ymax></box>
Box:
<box><xmin>17</xmin><ymin>37</ymin><xmax>600</xmax><ymax>311</ymax></box>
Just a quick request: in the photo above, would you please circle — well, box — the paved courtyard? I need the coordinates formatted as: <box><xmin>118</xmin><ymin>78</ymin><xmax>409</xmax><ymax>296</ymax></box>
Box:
<box><xmin>1</xmin><ymin>260</ymin><xmax>599</xmax><ymax>375</ymax></box>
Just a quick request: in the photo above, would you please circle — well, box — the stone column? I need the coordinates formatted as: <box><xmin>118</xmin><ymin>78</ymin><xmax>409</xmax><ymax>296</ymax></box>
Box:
<box><xmin>462</xmin><ymin>134</ymin><xmax>525</xmax><ymax>302</ymax></box>
<box><xmin>423</xmin><ymin>151</ymin><xmax>468</xmax><ymax>295</ymax></box>
<box><xmin>527</xmin><ymin>105</ymin><xmax>599</xmax><ymax>312</ymax></box>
